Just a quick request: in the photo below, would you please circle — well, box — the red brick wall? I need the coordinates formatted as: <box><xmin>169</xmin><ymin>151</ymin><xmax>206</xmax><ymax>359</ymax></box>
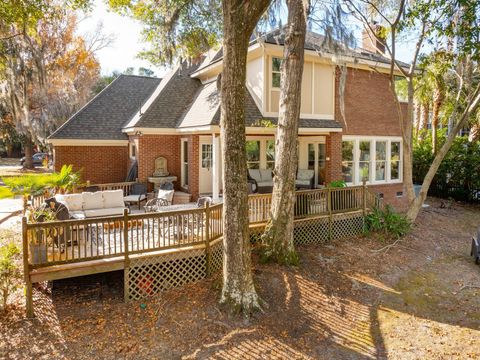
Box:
<box><xmin>54</xmin><ymin>145</ymin><xmax>128</xmax><ymax>184</ymax></box>
<box><xmin>368</xmin><ymin>183</ymin><xmax>408</xmax><ymax>210</ymax></box>
<box><xmin>325</xmin><ymin>132</ymin><xmax>343</xmax><ymax>183</ymax></box>
<box><xmin>183</xmin><ymin>135</ymin><xmax>200</xmax><ymax>201</ymax></box>
<box><xmin>335</xmin><ymin>67</ymin><xmax>404</xmax><ymax>136</ymax></box>
<box><xmin>137</xmin><ymin>135</ymin><xmax>181</xmax><ymax>191</ymax></box>
<box><xmin>332</xmin><ymin>67</ymin><xmax>408</xmax><ymax>208</ymax></box>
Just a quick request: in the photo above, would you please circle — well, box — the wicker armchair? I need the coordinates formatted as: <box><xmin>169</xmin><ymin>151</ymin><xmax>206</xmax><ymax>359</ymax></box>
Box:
<box><xmin>144</xmin><ymin>198</ymin><xmax>169</xmax><ymax>212</ymax></box>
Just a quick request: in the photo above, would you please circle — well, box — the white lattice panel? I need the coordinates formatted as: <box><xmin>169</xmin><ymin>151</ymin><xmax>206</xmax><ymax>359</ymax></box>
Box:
<box><xmin>126</xmin><ymin>248</ymin><xmax>206</xmax><ymax>301</ymax></box>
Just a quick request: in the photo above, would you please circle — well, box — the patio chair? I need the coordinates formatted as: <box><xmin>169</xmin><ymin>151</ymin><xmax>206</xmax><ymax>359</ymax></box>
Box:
<box><xmin>124</xmin><ymin>183</ymin><xmax>148</xmax><ymax>210</ymax></box>
<box><xmin>196</xmin><ymin>196</ymin><xmax>213</xmax><ymax>208</ymax></box>
<box><xmin>144</xmin><ymin>189</ymin><xmax>174</xmax><ymax>212</ymax></box>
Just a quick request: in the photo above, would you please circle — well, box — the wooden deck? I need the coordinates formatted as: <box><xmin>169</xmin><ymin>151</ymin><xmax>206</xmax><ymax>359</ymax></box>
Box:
<box><xmin>23</xmin><ymin>186</ymin><xmax>380</xmax><ymax>316</ymax></box>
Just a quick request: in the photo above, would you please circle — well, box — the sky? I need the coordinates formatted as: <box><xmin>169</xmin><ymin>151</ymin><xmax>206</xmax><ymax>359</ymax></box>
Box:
<box><xmin>76</xmin><ymin>0</ymin><xmax>415</xmax><ymax>77</ymax></box>
<box><xmin>76</xmin><ymin>0</ymin><xmax>165</xmax><ymax>76</ymax></box>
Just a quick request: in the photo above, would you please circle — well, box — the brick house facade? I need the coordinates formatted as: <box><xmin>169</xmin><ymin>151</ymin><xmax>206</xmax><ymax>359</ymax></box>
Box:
<box><xmin>49</xmin><ymin>29</ymin><xmax>408</xmax><ymax>207</ymax></box>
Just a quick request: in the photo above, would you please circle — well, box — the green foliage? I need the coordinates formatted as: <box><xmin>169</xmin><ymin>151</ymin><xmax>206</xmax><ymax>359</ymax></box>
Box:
<box><xmin>365</xmin><ymin>206</ymin><xmax>411</xmax><ymax>240</ymax></box>
<box><xmin>413</xmin><ymin>133</ymin><xmax>480</xmax><ymax>189</ymax></box>
<box><xmin>328</xmin><ymin>180</ymin><xmax>347</xmax><ymax>188</ymax></box>
<box><xmin>2</xmin><ymin>174</ymin><xmax>52</xmax><ymax>198</ymax></box>
<box><xmin>50</xmin><ymin>165</ymin><xmax>83</xmax><ymax>192</ymax></box>
<box><xmin>0</xmin><ymin>243</ymin><xmax>20</xmax><ymax>311</ymax></box>
<box><xmin>107</xmin><ymin>0</ymin><xmax>222</xmax><ymax>66</ymax></box>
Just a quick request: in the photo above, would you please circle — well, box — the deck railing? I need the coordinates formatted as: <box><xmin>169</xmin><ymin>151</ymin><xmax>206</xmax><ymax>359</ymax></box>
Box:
<box><xmin>23</xmin><ymin>185</ymin><xmax>379</xmax><ymax>269</ymax></box>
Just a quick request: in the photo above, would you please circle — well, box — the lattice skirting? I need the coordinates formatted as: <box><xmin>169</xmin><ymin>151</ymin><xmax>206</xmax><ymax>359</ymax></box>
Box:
<box><xmin>125</xmin><ymin>212</ymin><xmax>364</xmax><ymax>302</ymax></box>
<box><xmin>126</xmin><ymin>247</ymin><xmax>207</xmax><ymax>301</ymax></box>
<box><xmin>209</xmin><ymin>239</ymin><xmax>223</xmax><ymax>274</ymax></box>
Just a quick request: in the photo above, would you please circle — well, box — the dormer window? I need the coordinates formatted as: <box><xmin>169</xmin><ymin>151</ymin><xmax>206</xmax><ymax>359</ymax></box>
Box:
<box><xmin>271</xmin><ymin>57</ymin><xmax>282</xmax><ymax>88</ymax></box>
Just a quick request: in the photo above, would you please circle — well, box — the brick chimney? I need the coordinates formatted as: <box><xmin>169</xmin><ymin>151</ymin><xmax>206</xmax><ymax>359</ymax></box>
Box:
<box><xmin>361</xmin><ymin>23</ymin><xmax>386</xmax><ymax>54</ymax></box>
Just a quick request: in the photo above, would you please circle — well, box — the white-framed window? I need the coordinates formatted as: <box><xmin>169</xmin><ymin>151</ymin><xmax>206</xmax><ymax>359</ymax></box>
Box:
<box><xmin>271</xmin><ymin>57</ymin><xmax>282</xmax><ymax>88</ymax></box>
<box><xmin>181</xmin><ymin>139</ymin><xmax>189</xmax><ymax>188</ymax></box>
<box><xmin>341</xmin><ymin>141</ymin><xmax>354</xmax><ymax>183</ymax></box>
<box><xmin>129</xmin><ymin>142</ymin><xmax>136</xmax><ymax>159</ymax></box>
<box><xmin>201</xmin><ymin>143</ymin><xmax>213</xmax><ymax>169</ymax></box>
<box><xmin>246</xmin><ymin>137</ymin><xmax>276</xmax><ymax>169</ymax></box>
<box><xmin>342</xmin><ymin>136</ymin><xmax>403</xmax><ymax>185</ymax></box>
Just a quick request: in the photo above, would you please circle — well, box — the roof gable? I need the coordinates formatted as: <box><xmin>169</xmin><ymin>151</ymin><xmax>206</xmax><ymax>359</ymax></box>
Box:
<box><xmin>49</xmin><ymin>75</ymin><xmax>161</xmax><ymax>140</ymax></box>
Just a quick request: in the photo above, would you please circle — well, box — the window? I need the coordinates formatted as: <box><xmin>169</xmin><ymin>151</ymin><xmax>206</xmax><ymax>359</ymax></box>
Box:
<box><xmin>375</xmin><ymin>141</ymin><xmax>387</xmax><ymax>181</ymax></box>
<box><xmin>342</xmin><ymin>141</ymin><xmax>354</xmax><ymax>183</ymax></box>
<box><xmin>246</xmin><ymin>140</ymin><xmax>260</xmax><ymax>169</ymax></box>
<box><xmin>358</xmin><ymin>141</ymin><xmax>371</xmax><ymax>182</ymax></box>
<box><xmin>181</xmin><ymin>139</ymin><xmax>188</xmax><ymax>188</ymax></box>
<box><xmin>342</xmin><ymin>137</ymin><xmax>402</xmax><ymax>185</ymax></box>
<box><xmin>271</xmin><ymin>57</ymin><xmax>282</xmax><ymax>88</ymax></box>
<box><xmin>266</xmin><ymin>140</ymin><xmax>275</xmax><ymax>169</ymax></box>
<box><xmin>391</xmin><ymin>141</ymin><xmax>401</xmax><ymax>180</ymax></box>
<box><xmin>129</xmin><ymin>142</ymin><xmax>136</xmax><ymax>159</ymax></box>
<box><xmin>201</xmin><ymin>144</ymin><xmax>212</xmax><ymax>169</ymax></box>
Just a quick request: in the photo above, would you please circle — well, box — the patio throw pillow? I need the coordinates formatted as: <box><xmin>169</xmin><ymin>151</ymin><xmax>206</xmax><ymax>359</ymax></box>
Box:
<box><xmin>157</xmin><ymin>189</ymin><xmax>174</xmax><ymax>204</ymax></box>
<box><xmin>82</xmin><ymin>191</ymin><xmax>104</xmax><ymax>210</ymax></box>
<box><xmin>55</xmin><ymin>193</ymin><xmax>83</xmax><ymax>212</ymax></box>
<box><xmin>297</xmin><ymin>169</ymin><xmax>314</xmax><ymax>181</ymax></box>
<box><xmin>103</xmin><ymin>190</ymin><xmax>125</xmax><ymax>208</ymax></box>
<box><xmin>260</xmin><ymin>169</ymin><xmax>273</xmax><ymax>182</ymax></box>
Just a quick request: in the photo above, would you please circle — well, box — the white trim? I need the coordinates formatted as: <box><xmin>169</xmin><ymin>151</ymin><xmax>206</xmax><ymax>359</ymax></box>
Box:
<box><xmin>123</xmin><ymin>127</ymin><xmax>179</xmax><ymax>135</ymax></box>
<box><xmin>181</xmin><ymin>138</ymin><xmax>189</xmax><ymax>189</ymax></box>
<box><xmin>48</xmin><ymin>139</ymin><xmax>129</xmax><ymax>146</ymax></box>
<box><xmin>298</xmin><ymin>127</ymin><xmax>342</xmax><ymax>134</ymax></box>
<box><xmin>263</xmin><ymin>112</ymin><xmax>335</xmax><ymax>120</ymax></box>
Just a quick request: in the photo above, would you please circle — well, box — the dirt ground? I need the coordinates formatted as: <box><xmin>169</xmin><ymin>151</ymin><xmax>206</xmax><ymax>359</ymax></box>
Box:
<box><xmin>0</xmin><ymin>158</ymin><xmax>51</xmax><ymax>177</ymax></box>
<box><xmin>1</xmin><ymin>198</ymin><xmax>480</xmax><ymax>359</ymax></box>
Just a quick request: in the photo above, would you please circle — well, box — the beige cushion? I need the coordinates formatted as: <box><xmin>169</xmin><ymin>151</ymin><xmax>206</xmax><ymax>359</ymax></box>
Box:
<box><xmin>260</xmin><ymin>169</ymin><xmax>273</xmax><ymax>182</ymax></box>
<box><xmin>103</xmin><ymin>189</ymin><xmax>125</xmax><ymax>208</ymax></box>
<box><xmin>296</xmin><ymin>179</ymin><xmax>311</xmax><ymax>186</ymax></box>
<box><xmin>297</xmin><ymin>169</ymin><xmax>314</xmax><ymax>181</ymax></box>
<box><xmin>157</xmin><ymin>189</ymin><xmax>174</xmax><ymax>204</ymax></box>
<box><xmin>56</xmin><ymin>193</ymin><xmax>83</xmax><ymax>211</ymax></box>
<box><xmin>258</xmin><ymin>181</ymin><xmax>273</xmax><ymax>187</ymax></box>
<box><xmin>248</xmin><ymin>169</ymin><xmax>262</xmax><ymax>182</ymax></box>
<box><xmin>82</xmin><ymin>192</ymin><xmax>104</xmax><ymax>210</ymax></box>
<box><xmin>84</xmin><ymin>207</ymin><xmax>124</xmax><ymax>218</ymax></box>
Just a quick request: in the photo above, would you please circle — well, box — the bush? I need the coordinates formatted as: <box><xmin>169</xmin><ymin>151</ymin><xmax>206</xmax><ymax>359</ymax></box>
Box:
<box><xmin>0</xmin><ymin>243</ymin><xmax>21</xmax><ymax>311</ymax></box>
<box><xmin>365</xmin><ymin>205</ymin><xmax>411</xmax><ymax>239</ymax></box>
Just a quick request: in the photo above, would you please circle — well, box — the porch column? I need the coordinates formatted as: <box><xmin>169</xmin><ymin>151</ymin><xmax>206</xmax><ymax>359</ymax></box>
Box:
<box><xmin>212</xmin><ymin>134</ymin><xmax>221</xmax><ymax>201</ymax></box>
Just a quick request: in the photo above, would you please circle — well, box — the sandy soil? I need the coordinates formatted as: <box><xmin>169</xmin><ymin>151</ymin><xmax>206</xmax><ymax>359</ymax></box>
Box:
<box><xmin>1</xmin><ymin>198</ymin><xmax>480</xmax><ymax>359</ymax></box>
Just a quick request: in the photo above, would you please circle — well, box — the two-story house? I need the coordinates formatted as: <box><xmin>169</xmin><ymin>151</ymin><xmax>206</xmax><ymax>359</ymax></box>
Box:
<box><xmin>48</xmin><ymin>29</ymin><xmax>407</xmax><ymax>207</ymax></box>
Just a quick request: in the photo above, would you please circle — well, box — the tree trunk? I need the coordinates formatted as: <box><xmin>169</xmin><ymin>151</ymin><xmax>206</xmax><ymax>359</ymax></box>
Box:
<box><xmin>261</xmin><ymin>0</ymin><xmax>307</xmax><ymax>265</ymax></box>
<box><xmin>431</xmin><ymin>86</ymin><xmax>444</xmax><ymax>154</ymax></box>
<box><xmin>403</xmin><ymin>79</ymin><xmax>415</xmax><ymax>204</ymax></box>
<box><xmin>418</xmin><ymin>102</ymin><xmax>429</xmax><ymax>139</ymax></box>
<box><xmin>219</xmin><ymin>0</ymin><xmax>270</xmax><ymax>316</ymax></box>
<box><xmin>414</xmin><ymin>100</ymin><xmax>421</xmax><ymax>139</ymax></box>
<box><xmin>23</xmin><ymin>137</ymin><xmax>34</xmax><ymax>169</ymax></box>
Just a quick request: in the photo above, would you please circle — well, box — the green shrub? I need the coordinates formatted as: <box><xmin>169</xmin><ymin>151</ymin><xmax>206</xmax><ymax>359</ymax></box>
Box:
<box><xmin>365</xmin><ymin>205</ymin><xmax>411</xmax><ymax>239</ymax></box>
<box><xmin>0</xmin><ymin>243</ymin><xmax>21</xmax><ymax>311</ymax></box>
<box><xmin>328</xmin><ymin>180</ymin><xmax>347</xmax><ymax>188</ymax></box>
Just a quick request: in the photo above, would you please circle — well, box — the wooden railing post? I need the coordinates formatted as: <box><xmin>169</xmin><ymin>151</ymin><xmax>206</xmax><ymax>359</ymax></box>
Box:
<box><xmin>327</xmin><ymin>187</ymin><xmax>332</xmax><ymax>241</ymax></box>
<box><xmin>362</xmin><ymin>180</ymin><xmax>367</xmax><ymax>216</ymax></box>
<box><xmin>22</xmin><ymin>217</ymin><xmax>34</xmax><ymax>318</ymax></box>
<box><xmin>123</xmin><ymin>209</ymin><xmax>130</xmax><ymax>302</ymax></box>
<box><xmin>205</xmin><ymin>202</ymin><xmax>211</xmax><ymax>276</ymax></box>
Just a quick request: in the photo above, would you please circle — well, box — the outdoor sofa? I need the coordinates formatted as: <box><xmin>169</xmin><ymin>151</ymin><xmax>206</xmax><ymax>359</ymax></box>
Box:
<box><xmin>55</xmin><ymin>189</ymin><xmax>127</xmax><ymax>219</ymax></box>
<box><xmin>248</xmin><ymin>168</ymin><xmax>315</xmax><ymax>193</ymax></box>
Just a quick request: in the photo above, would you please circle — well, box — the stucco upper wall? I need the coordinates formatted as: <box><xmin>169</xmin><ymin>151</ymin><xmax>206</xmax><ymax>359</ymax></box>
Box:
<box><xmin>335</xmin><ymin>68</ymin><xmax>406</xmax><ymax>136</ymax></box>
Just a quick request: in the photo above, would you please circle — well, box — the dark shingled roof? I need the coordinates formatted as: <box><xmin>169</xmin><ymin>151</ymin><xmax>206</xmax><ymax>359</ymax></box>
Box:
<box><xmin>194</xmin><ymin>28</ymin><xmax>409</xmax><ymax>74</ymax></box>
<box><xmin>49</xmin><ymin>75</ymin><xmax>161</xmax><ymax>140</ymax></box>
<box><xmin>128</xmin><ymin>63</ymin><xmax>202</xmax><ymax>129</ymax></box>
